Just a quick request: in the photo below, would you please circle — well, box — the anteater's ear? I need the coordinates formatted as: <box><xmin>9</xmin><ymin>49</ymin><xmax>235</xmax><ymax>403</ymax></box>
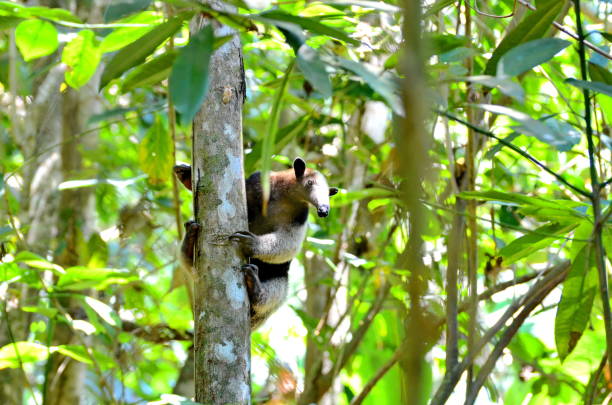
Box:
<box><xmin>329</xmin><ymin>187</ymin><xmax>339</xmax><ymax>196</ymax></box>
<box><xmin>293</xmin><ymin>157</ymin><xmax>306</xmax><ymax>178</ymax></box>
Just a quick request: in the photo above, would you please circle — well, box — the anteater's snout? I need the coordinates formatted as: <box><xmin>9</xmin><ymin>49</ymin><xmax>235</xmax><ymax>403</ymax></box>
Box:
<box><xmin>317</xmin><ymin>205</ymin><xmax>329</xmax><ymax>217</ymax></box>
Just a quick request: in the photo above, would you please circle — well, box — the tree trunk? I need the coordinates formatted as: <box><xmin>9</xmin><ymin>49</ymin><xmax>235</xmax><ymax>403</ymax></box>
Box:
<box><xmin>191</xmin><ymin>5</ymin><xmax>251</xmax><ymax>404</ymax></box>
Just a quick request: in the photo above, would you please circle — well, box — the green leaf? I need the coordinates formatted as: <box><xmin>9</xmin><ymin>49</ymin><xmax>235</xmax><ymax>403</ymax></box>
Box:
<box><xmin>484</xmin><ymin>0</ymin><xmax>564</xmax><ymax>75</ymax></box>
<box><xmin>260</xmin><ymin>60</ymin><xmax>295</xmax><ymax>211</ymax></box>
<box><xmin>334</xmin><ymin>187</ymin><xmax>395</xmax><ymax>207</ymax></box>
<box><xmin>56</xmin><ymin>267</ymin><xmax>134</xmax><ymax>291</ymax></box>
<box><xmin>103</xmin><ymin>0</ymin><xmax>151</xmax><ymax>22</ymax></box>
<box><xmin>14</xmin><ymin>251</ymin><xmax>65</xmax><ymax>275</ymax></box>
<box><xmin>55</xmin><ymin>345</ymin><xmax>92</xmax><ymax>365</ymax></box>
<box><xmin>474</xmin><ymin>104</ymin><xmax>581</xmax><ymax>151</ymax></box>
<box><xmin>84</xmin><ymin>296</ymin><xmax>121</xmax><ymax>327</ymax></box>
<box><xmin>169</xmin><ymin>24</ymin><xmax>214</xmax><ymax>124</ymax></box>
<box><xmin>100</xmin><ymin>11</ymin><xmax>160</xmax><ymax>53</ymax></box>
<box><xmin>296</xmin><ymin>45</ymin><xmax>332</xmax><ymax>98</ymax></box>
<box><xmin>0</xmin><ymin>342</ymin><xmax>49</xmax><ymax>369</ymax></box>
<box><xmin>565</xmin><ymin>78</ymin><xmax>612</xmax><ymax>98</ymax></box>
<box><xmin>555</xmin><ymin>241</ymin><xmax>597</xmax><ymax>361</ymax></box>
<box><xmin>62</xmin><ymin>30</ymin><xmax>101</xmax><ymax>89</ymax></box>
<box><xmin>100</xmin><ymin>13</ymin><xmax>187</xmax><ymax>89</ymax></box>
<box><xmin>0</xmin><ymin>16</ymin><xmax>23</xmax><ymax>30</ymax></box>
<box><xmin>459</xmin><ymin>190</ymin><xmax>586</xmax><ymax>217</ymax></box>
<box><xmin>21</xmin><ymin>306</ymin><xmax>59</xmax><ymax>318</ymax></box>
<box><xmin>588</xmin><ymin>62</ymin><xmax>612</xmax><ymax>86</ymax></box>
<box><xmin>336</xmin><ymin>57</ymin><xmax>402</xmax><ymax>115</ymax></box>
<box><xmin>0</xmin><ymin>2</ymin><xmax>81</xmax><ymax>23</ymax></box>
<box><xmin>122</xmin><ymin>50</ymin><xmax>177</xmax><ymax>92</ymax></box>
<box><xmin>138</xmin><ymin>116</ymin><xmax>172</xmax><ymax>184</ymax></box>
<box><xmin>497</xmin><ymin>38</ymin><xmax>570</xmax><ymax>77</ymax></box>
<box><xmin>423</xmin><ymin>0</ymin><xmax>455</xmax><ymax>18</ymax></box>
<box><xmin>465</xmin><ymin>75</ymin><xmax>524</xmax><ymax>102</ymax></box>
<box><xmin>15</xmin><ymin>19</ymin><xmax>58</xmax><ymax>61</ymax></box>
<box><xmin>499</xmin><ymin>222</ymin><xmax>577</xmax><ymax>265</ymax></box>
<box><xmin>257</xmin><ymin>10</ymin><xmax>358</xmax><ymax>46</ymax></box>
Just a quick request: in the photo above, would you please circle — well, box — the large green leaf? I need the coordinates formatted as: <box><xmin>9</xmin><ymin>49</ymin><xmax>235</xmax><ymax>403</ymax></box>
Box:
<box><xmin>484</xmin><ymin>0</ymin><xmax>564</xmax><ymax>75</ymax></box>
<box><xmin>122</xmin><ymin>50</ymin><xmax>177</xmax><ymax>92</ymax></box>
<box><xmin>169</xmin><ymin>24</ymin><xmax>214</xmax><ymax>125</ymax></box>
<box><xmin>555</xmin><ymin>237</ymin><xmax>597</xmax><ymax>361</ymax></box>
<box><xmin>459</xmin><ymin>190</ymin><xmax>588</xmax><ymax>219</ymax></box>
<box><xmin>474</xmin><ymin>104</ymin><xmax>581</xmax><ymax>151</ymax></box>
<box><xmin>0</xmin><ymin>342</ymin><xmax>48</xmax><ymax>369</ymax></box>
<box><xmin>0</xmin><ymin>2</ymin><xmax>81</xmax><ymax>23</ymax></box>
<box><xmin>56</xmin><ymin>267</ymin><xmax>135</xmax><ymax>291</ymax></box>
<box><xmin>138</xmin><ymin>116</ymin><xmax>173</xmax><ymax>184</ymax></box>
<box><xmin>336</xmin><ymin>57</ymin><xmax>402</xmax><ymax>115</ymax></box>
<box><xmin>100</xmin><ymin>13</ymin><xmax>187</xmax><ymax>89</ymax></box>
<box><xmin>296</xmin><ymin>45</ymin><xmax>332</xmax><ymax>98</ymax></box>
<box><xmin>99</xmin><ymin>11</ymin><xmax>160</xmax><ymax>53</ymax></box>
<box><xmin>257</xmin><ymin>10</ymin><xmax>358</xmax><ymax>46</ymax></box>
<box><xmin>499</xmin><ymin>222</ymin><xmax>577</xmax><ymax>265</ymax></box>
<box><xmin>15</xmin><ymin>19</ymin><xmax>58</xmax><ymax>61</ymax></box>
<box><xmin>588</xmin><ymin>62</ymin><xmax>612</xmax><ymax>86</ymax></box>
<box><xmin>566</xmin><ymin>79</ymin><xmax>612</xmax><ymax>98</ymax></box>
<box><xmin>62</xmin><ymin>30</ymin><xmax>101</xmax><ymax>89</ymax></box>
<box><xmin>497</xmin><ymin>38</ymin><xmax>570</xmax><ymax>77</ymax></box>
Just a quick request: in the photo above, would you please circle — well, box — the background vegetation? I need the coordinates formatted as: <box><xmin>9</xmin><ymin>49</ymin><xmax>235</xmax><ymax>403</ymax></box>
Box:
<box><xmin>0</xmin><ymin>0</ymin><xmax>610</xmax><ymax>404</ymax></box>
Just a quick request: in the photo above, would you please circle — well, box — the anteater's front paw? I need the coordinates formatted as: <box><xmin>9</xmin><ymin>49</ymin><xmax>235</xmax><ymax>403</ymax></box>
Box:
<box><xmin>229</xmin><ymin>231</ymin><xmax>257</xmax><ymax>257</ymax></box>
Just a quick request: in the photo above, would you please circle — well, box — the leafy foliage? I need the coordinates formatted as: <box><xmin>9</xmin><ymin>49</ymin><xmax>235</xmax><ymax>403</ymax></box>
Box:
<box><xmin>0</xmin><ymin>0</ymin><xmax>610</xmax><ymax>404</ymax></box>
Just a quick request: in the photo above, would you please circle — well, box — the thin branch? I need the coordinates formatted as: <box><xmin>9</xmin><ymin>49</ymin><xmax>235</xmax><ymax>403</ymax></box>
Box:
<box><xmin>602</xmin><ymin>177</ymin><xmax>612</xmax><ymax>188</ymax></box>
<box><xmin>437</xmin><ymin>110</ymin><xmax>591</xmax><ymax>198</ymax></box>
<box><xmin>464</xmin><ymin>264</ymin><xmax>567</xmax><ymax>404</ymax></box>
<box><xmin>585</xmin><ymin>353</ymin><xmax>607</xmax><ymax>405</ymax></box>
<box><xmin>350</xmin><ymin>340</ymin><xmax>408</xmax><ymax>405</ymax></box>
<box><xmin>517</xmin><ymin>0</ymin><xmax>611</xmax><ymax>60</ymax></box>
<box><xmin>430</xmin><ymin>261</ymin><xmax>570</xmax><ymax>405</ymax></box>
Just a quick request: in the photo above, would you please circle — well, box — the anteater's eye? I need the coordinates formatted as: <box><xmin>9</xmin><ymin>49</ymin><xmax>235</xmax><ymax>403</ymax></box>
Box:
<box><xmin>307</xmin><ymin>180</ymin><xmax>314</xmax><ymax>186</ymax></box>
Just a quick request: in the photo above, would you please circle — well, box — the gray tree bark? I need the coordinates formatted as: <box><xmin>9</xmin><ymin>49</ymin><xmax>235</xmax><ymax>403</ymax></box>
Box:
<box><xmin>191</xmin><ymin>5</ymin><xmax>251</xmax><ymax>404</ymax></box>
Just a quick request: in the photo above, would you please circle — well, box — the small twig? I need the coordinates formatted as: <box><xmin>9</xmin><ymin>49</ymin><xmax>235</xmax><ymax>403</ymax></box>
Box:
<box><xmin>430</xmin><ymin>261</ymin><xmax>570</xmax><ymax>405</ymax></box>
<box><xmin>437</xmin><ymin>110</ymin><xmax>591</xmax><ymax>198</ymax></box>
<box><xmin>464</xmin><ymin>265</ymin><xmax>567</xmax><ymax>403</ymax></box>
<box><xmin>350</xmin><ymin>340</ymin><xmax>408</xmax><ymax>405</ymax></box>
<box><xmin>585</xmin><ymin>353</ymin><xmax>607</xmax><ymax>405</ymax></box>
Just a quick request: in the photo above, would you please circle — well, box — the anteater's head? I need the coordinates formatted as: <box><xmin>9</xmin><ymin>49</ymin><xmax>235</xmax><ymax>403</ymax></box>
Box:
<box><xmin>293</xmin><ymin>157</ymin><xmax>338</xmax><ymax>217</ymax></box>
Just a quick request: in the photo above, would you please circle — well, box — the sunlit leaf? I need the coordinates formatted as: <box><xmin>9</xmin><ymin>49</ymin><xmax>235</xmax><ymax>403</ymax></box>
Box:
<box><xmin>84</xmin><ymin>296</ymin><xmax>121</xmax><ymax>327</ymax></box>
<box><xmin>0</xmin><ymin>342</ymin><xmax>48</xmax><ymax>369</ymax></box>
<box><xmin>100</xmin><ymin>13</ymin><xmax>187</xmax><ymax>89</ymax></box>
<box><xmin>57</xmin><ymin>267</ymin><xmax>134</xmax><ymax>291</ymax></box>
<box><xmin>555</xmin><ymin>240</ymin><xmax>597</xmax><ymax>361</ymax></box>
<box><xmin>565</xmin><ymin>78</ymin><xmax>612</xmax><ymax>98</ymax></box>
<box><xmin>122</xmin><ymin>50</ymin><xmax>177</xmax><ymax>92</ymax></box>
<box><xmin>62</xmin><ymin>30</ymin><xmax>101</xmax><ymax>89</ymax></box>
<box><xmin>474</xmin><ymin>104</ymin><xmax>581</xmax><ymax>151</ymax></box>
<box><xmin>334</xmin><ymin>187</ymin><xmax>395</xmax><ymax>207</ymax></box>
<box><xmin>15</xmin><ymin>19</ymin><xmax>58</xmax><ymax>61</ymax></box>
<box><xmin>336</xmin><ymin>57</ymin><xmax>403</xmax><ymax>115</ymax></box>
<box><xmin>138</xmin><ymin>116</ymin><xmax>172</xmax><ymax>184</ymax></box>
<box><xmin>484</xmin><ymin>0</ymin><xmax>564</xmax><ymax>75</ymax></box>
<box><xmin>497</xmin><ymin>38</ymin><xmax>570</xmax><ymax>77</ymax></box>
<box><xmin>499</xmin><ymin>222</ymin><xmax>577</xmax><ymax>265</ymax></box>
<box><xmin>14</xmin><ymin>251</ymin><xmax>65</xmax><ymax>275</ymax></box>
<box><xmin>100</xmin><ymin>11</ymin><xmax>160</xmax><ymax>53</ymax></box>
<box><xmin>257</xmin><ymin>9</ymin><xmax>358</xmax><ymax>45</ymax></box>
<box><xmin>169</xmin><ymin>24</ymin><xmax>214</xmax><ymax>124</ymax></box>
